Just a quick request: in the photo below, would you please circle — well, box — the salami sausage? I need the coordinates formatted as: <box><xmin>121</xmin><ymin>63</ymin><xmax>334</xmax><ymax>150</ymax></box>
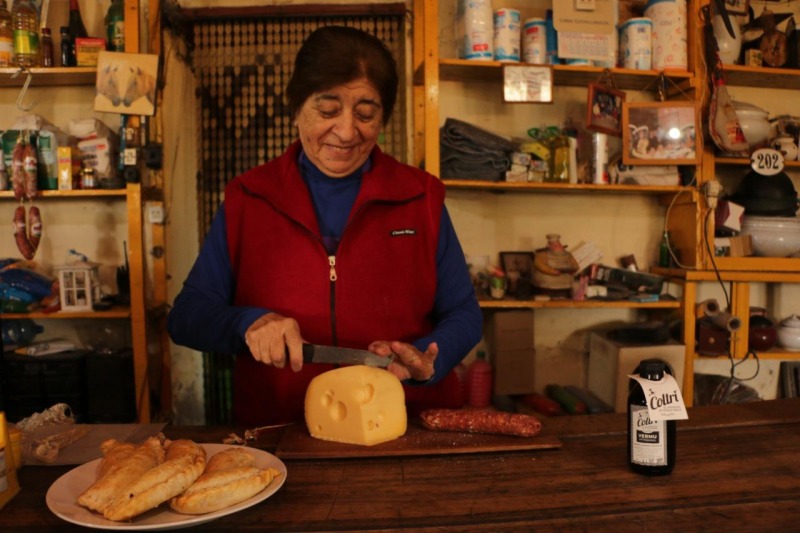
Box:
<box><xmin>420</xmin><ymin>408</ymin><xmax>542</xmax><ymax>437</ymax></box>
<box><xmin>11</xmin><ymin>139</ymin><xmax>26</xmax><ymax>201</ymax></box>
<box><xmin>22</xmin><ymin>140</ymin><xmax>38</xmax><ymax>200</ymax></box>
<box><xmin>28</xmin><ymin>205</ymin><xmax>42</xmax><ymax>252</ymax></box>
<box><xmin>13</xmin><ymin>205</ymin><xmax>35</xmax><ymax>260</ymax></box>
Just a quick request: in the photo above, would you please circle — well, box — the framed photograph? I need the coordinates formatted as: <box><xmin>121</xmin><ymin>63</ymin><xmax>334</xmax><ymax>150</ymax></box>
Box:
<box><xmin>586</xmin><ymin>83</ymin><xmax>626</xmax><ymax>136</ymax></box>
<box><xmin>502</xmin><ymin>65</ymin><xmax>553</xmax><ymax>103</ymax></box>
<box><xmin>622</xmin><ymin>101</ymin><xmax>700</xmax><ymax>165</ymax></box>
<box><xmin>724</xmin><ymin>0</ymin><xmax>749</xmax><ymax>16</ymax></box>
<box><xmin>500</xmin><ymin>251</ymin><xmax>534</xmax><ymax>296</ymax></box>
<box><xmin>94</xmin><ymin>51</ymin><xmax>160</xmax><ymax>116</ymax></box>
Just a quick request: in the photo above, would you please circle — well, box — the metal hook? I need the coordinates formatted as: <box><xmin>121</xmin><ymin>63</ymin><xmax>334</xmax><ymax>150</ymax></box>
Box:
<box><xmin>12</xmin><ymin>68</ymin><xmax>36</xmax><ymax>112</ymax></box>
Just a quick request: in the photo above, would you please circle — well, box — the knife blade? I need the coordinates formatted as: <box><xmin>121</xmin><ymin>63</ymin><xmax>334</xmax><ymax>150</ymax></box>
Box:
<box><xmin>300</xmin><ymin>344</ymin><xmax>393</xmax><ymax>368</ymax></box>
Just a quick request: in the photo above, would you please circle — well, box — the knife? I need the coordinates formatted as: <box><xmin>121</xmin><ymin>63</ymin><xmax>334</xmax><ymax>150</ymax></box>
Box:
<box><xmin>299</xmin><ymin>344</ymin><xmax>393</xmax><ymax>368</ymax></box>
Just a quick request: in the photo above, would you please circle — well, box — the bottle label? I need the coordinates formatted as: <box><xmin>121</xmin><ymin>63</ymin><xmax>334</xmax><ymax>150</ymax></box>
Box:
<box><xmin>108</xmin><ymin>19</ymin><xmax>124</xmax><ymax>51</ymax></box>
<box><xmin>13</xmin><ymin>29</ymin><xmax>38</xmax><ymax>54</ymax></box>
<box><xmin>627</xmin><ymin>372</ymin><xmax>688</xmax><ymax>421</ymax></box>
<box><xmin>0</xmin><ymin>36</ymin><xmax>12</xmax><ymax>66</ymax></box>
<box><xmin>630</xmin><ymin>404</ymin><xmax>668</xmax><ymax>467</ymax></box>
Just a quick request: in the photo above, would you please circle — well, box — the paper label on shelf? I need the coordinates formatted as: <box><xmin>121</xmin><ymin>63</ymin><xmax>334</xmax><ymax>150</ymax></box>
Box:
<box><xmin>750</xmin><ymin>148</ymin><xmax>784</xmax><ymax>176</ymax></box>
<box><xmin>627</xmin><ymin>373</ymin><xmax>688</xmax><ymax>421</ymax></box>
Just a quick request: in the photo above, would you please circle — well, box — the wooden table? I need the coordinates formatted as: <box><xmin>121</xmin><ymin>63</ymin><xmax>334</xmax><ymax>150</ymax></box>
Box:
<box><xmin>4</xmin><ymin>398</ymin><xmax>800</xmax><ymax>531</ymax></box>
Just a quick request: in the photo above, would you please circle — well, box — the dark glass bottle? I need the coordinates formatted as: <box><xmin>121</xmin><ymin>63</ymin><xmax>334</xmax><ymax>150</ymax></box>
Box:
<box><xmin>627</xmin><ymin>359</ymin><xmax>676</xmax><ymax>475</ymax></box>
<box><xmin>60</xmin><ymin>26</ymin><xmax>75</xmax><ymax>66</ymax></box>
<box><xmin>67</xmin><ymin>0</ymin><xmax>87</xmax><ymax>63</ymax></box>
<box><xmin>40</xmin><ymin>27</ymin><xmax>54</xmax><ymax>66</ymax></box>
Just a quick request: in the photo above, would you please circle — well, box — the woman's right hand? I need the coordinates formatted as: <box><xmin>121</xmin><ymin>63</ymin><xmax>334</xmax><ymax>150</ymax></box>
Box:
<box><xmin>244</xmin><ymin>312</ymin><xmax>304</xmax><ymax>371</ymax></box>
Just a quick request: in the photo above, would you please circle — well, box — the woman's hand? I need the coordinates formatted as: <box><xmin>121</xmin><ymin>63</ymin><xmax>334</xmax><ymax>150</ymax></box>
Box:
<box><xmin>369</xmin><ymin>340</ymin><xmax>437</xmax><ymax>382</ymax></box>
<box><xmin>244</xmin><ymin>312</ymin><xmax>304</xmax><ymax>371</ymax></box>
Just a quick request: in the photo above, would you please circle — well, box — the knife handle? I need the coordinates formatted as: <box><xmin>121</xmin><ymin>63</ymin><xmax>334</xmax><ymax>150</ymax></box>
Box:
<box><xmin>300</xmin><ymin>343</ymin><xmax>315</xmax><ymax>364</ymax></box>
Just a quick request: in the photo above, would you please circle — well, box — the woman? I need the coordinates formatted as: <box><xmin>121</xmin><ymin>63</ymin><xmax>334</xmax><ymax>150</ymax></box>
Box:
<box><xmin>168</xmin><ymin>26</ymin><xmax>482</xmax><ymax>426</ymax></box>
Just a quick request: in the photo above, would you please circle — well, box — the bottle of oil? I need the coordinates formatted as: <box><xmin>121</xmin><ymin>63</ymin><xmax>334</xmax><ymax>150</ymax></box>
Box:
<box><xmin>0</xmin><ymin>0</ymin><xmax>13</xmax><ymax>67</ymax></box>
<box><xmin>627</xmin><ymin>359</ymin><xmax>676</xmax><ymax>475</ymax></box>
<box><xmin>545</xmin><ymin>128</ymin><xmax>570</xmax><ymax>183</ymax></box>
<box><xmin>11</xmin><ymin>0</ymin><xmax>39</xmax><ymax>67</ymax></box>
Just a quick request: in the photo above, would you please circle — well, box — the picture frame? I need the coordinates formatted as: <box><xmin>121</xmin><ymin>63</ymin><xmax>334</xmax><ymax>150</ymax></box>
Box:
<box><xmin>586</xmin><ymin>83</ymin><xmax>626</xmax><ymax>136</ymax></box>
<box><xmin>724</xmin><ymin>0</ymin><xmax>749</xmax><ymax>16</ymax></box>
<box><xmin>94</xmin><ymin>51</ymin><xmax>160</xmax><ymax>116</ymax></box>
<box><xmin>499</xmin><ymin>251</ymin><xmax>534</xmax><ymax>296</ymax></box>
<box><xmin>502</xmin><ymin>65</ymin><xmax>553</xmax><ymax>103</ymax></box>
<box><xmin>621</xmin><ymin>101</ymin><xmax>700</xmax><ymax>165</ymax></box>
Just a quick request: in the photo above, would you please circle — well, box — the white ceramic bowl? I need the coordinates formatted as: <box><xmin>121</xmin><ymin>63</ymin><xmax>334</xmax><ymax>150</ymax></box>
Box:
<box><xmin>777</xmin><ymin>315</ymin><xmax>800</xmax><ymax>351</ymax></box>
<box><xmin>740</xmin><ymin>215</ymin><xmax>800</xmax><ymax>257</ymax></box>
<box><xmin>733</xmin><ymin>101</ymin><xmax>771</xmax><ymax>150</ymax></box>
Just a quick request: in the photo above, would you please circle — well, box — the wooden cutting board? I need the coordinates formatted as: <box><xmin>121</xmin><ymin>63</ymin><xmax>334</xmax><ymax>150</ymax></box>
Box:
<box><xmin>274</xmin><ymin>420</ymin><xmax>561</xmax><ymax>459</ymax></box>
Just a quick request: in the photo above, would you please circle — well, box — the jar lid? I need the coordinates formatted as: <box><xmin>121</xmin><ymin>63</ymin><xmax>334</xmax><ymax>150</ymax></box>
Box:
<box><xmin>780</xmin><ymin>314</ymin><xmax>800</xmax><ymax>328</ymax></box>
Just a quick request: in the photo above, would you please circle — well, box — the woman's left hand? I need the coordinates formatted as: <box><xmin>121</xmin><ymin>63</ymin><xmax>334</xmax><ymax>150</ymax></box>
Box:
<box><xmin>369</xmin><ymin>340</ymin><xmax>437</xmax><ymax>382</ymax></box>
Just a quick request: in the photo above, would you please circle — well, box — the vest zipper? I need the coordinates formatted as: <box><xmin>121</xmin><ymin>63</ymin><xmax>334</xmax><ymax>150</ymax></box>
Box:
<box><xmin>328</xmin><ymin>255</ymin><xmax>338</xmax><ymax>345</ymax></box>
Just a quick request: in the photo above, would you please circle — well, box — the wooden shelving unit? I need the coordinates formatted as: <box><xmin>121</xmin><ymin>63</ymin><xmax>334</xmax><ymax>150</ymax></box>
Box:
<box><xmin>0</xmin><ymin>67</ymin><xmax>97</xmax><ymax>87</ymax></box>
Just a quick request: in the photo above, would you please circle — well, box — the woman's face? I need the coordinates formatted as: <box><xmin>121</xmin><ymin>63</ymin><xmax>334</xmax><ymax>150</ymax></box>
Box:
<box><xmin>295</xmin><ymin>78</ymin><xmax>383</xmax><ymax>177</ymax></box>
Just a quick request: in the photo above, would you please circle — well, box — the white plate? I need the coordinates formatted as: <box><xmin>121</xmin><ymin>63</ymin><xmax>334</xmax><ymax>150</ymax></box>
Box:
<box><xmin>46</xmin><ymin>443</ymin><xmax>287</xmax><ymax>531</ymax></box>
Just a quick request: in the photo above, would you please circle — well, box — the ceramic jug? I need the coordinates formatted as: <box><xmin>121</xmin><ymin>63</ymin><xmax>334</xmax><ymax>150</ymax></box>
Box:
<box><xmin>712</xmin><ymin>12</ymin><xmax>742</xmax><ymax>65</ymax></box>
<box><xmin>772</xmin><ymin>134</ymin><xmax>798</xmax><ymax>161</ymax></box>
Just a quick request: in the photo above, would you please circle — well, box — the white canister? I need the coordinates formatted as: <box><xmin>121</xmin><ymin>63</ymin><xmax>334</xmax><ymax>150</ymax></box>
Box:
<box><xmin>493</xmin><ymin>8</ymin><xmax>521</xmax><ymax>62</ymax></box>
<box><xmin>455</xmin><ymin>0</ymin><xmax>494</xmax><ymax>61</ymax></box>
<box><xmin>619</xmin><ymin>17</ymin><xmax>652</xmax><ymax>70</ymax></box>
<box><xmin>644</xmin><ymin>0</ymin><xmax>688</xmax><ymax>71</ymax></box>
<box><xmin>592</xmin><ymin>132</ymin><xmax>610</xmax><ymax>184</ymax></box>
<box><xmin>522</xmin><ymin>18</ymin><xmax>547</xmax><ymax>64</ymax></box>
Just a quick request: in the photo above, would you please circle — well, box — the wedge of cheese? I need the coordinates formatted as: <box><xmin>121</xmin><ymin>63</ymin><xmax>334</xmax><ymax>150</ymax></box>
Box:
<box><xmin>304</xmin><ymin>366</ymin><xmax>407</xmax><ymax>446</ymax></box>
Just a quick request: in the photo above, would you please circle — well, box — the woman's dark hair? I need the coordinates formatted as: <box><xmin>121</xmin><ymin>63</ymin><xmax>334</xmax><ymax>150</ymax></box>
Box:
<box><xmin>286</xmin><ymin>26</ymin><xmax>398</xmax><ymax>125</ymax></box>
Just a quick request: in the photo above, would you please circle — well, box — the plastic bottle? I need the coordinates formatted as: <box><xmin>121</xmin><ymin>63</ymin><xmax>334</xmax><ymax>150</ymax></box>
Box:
<box><xmin>11</xmin><ymin>0</ymin><xmax>39</xmax><ymax>67</ymax></box>
<box><xmin>40</xmin><ymin>26</ymin><xmax>53</xmax><ymax>66</ymax></box>
<box><xmin>0</xmin><ymin>411</ymin><xmax>21</xmax><ymax>510</ymax></box>
<box><xmin>60</xmin><ymin>26</ymin><xmax>75</xmax><ymax>66</ymax></box>
<box><xmin>0</xmin><ymin>0</ymin><xmax>13</xmax><ymax>67</ymax></box>
<box><xmin>546</xmin><ymin>131</ymin><xmax>570</xmax><ymax>183</ymax></box>
<box><xmin>466</xmin><ymin>350</ymin><xmax>493</xmax><ymax>408</ymax></box>
<box><xmin>105</xmin><ymin>0</ymin><xmax>124</xmax><ymax>52</ymax></box>
<box><xmin>627</xmin><ymin>359</ymin><xmax>676</xmax><ymax>475</ymax></box>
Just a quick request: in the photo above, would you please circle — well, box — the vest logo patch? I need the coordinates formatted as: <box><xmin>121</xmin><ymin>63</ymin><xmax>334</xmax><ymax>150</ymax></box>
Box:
<box><xmin>390</xmin><ymin>229</ymin><xmax>416</xmax><ymax>237</ymax></box>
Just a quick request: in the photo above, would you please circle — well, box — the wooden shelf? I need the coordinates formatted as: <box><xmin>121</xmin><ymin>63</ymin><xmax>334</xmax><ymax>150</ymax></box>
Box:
<box><xmin>478</xmin><ymin>298</ymin><xmax>680</xmax><ymax>310</ymax></box>
<box><xmin>655</xmin><ymin>267</ymin><xmax>800</xmax><ymax>282</ymax></box>
<box><xmin>0</xmin><ymin>67</ymin><xmax>97</xmax><ymax>87</ymax></box>
<box><xmin>0</xmin><ymin>189</ymin><xmax>127</xmax><ymax>199</ymax></box>
<box><xmin>443</xmin><ymin>179</ymin><xmax>694</xmax><ymax>195</ymax></box>
<box><xmin>1</xmin><ymin>305</ymin><xmax>132</xmax><ymax>319</ymax></box>
<box><xmin>721</xmin><ymin>64</ymin><xmax>800</xmax><ymax>89</ymax></box>
<box><xmin>423</xmin><ymin>59</ymin><xmax>696</xmax><ymax>91</ymax></box>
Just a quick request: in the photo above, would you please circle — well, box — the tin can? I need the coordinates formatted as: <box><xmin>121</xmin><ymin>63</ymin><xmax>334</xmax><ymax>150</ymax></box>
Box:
<box><xmin>455</xmin><ymin>0</ymin><xmax>493</xmax><ymax>61</ymax></box>
<box><xmin>80</xmin><ymin>165</ymin><xmax>97</xmax><ymax>189</ymax></box>
<box><xmin>522</xmin><ymin>17</ymin><xmax>546</xmax><ymax>64</ymax></box>
<box><xmin>644</xmin><ymin>0</ymin><xmax>688</xmax><ymax>71</ymax></box>
<box><xmin>493</xmin><ymin>8</ymin><xmax>521</xmax><ymax>62</ymax></box>
<box><xmin>619</xmin><ymin>17</ymin><xmax>652</xmax><ymax>70</ymax></box>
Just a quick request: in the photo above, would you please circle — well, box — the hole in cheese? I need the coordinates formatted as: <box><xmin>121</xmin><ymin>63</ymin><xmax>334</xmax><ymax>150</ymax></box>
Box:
<box><xmin>304</xmin><ymin>365</ymin><xmax>407</xmax><ymax>446</ymax></box>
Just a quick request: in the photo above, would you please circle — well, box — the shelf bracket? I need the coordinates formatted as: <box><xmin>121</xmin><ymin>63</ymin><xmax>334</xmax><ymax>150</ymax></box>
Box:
<box><xmin>12</xmin><ymin>68</ymin><xmax>36</xmax><ymax>112</ymax></box>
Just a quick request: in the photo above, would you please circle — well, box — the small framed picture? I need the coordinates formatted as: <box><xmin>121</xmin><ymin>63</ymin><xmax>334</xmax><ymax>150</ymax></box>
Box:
<box><xmin>724</xmin><ymin>0</ymin><xmax>749</xmax><ymax>16</ymax></box>
<box><xmin>94</xmin><ymin>51</ymin><xmax>160</xmax><ymax>116</ymax></box>
<box><xmin>622</xmin><ymin>101</ymin><xmax>700</xmax><ymax>165</ymax></box>
<box><xmin>586</xmin><ymin>83</ymin><xmax>626</xmax><ymax>136</ymax></box>
<box><xmin>499</xmin><ymin>251</ymin><xmax>534</xmax><ymax>296</ymax></box>
<box><xmin>502</xmin><ymin>65</ymin><xmax>553</xmax><ymax>103</ymax></box>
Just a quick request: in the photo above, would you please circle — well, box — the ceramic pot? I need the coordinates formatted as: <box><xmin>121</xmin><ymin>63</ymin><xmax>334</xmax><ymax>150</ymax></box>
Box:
<box><xmin>740</xmin><ymin>216</ymin><xmax>800</xmax><ymax>257</ymax></box>
<box><xmin>732</xmin><ymin>101</ymin><xmax>771</xmax><ymax>150</ymax></box>
<box><xmin>772</xmin><ymin>134</ymin><xmax>798</xmax><ymax>161</ymax></box>
<box><xmin>712</xmin><ymin>13</ymin><xmax>742</xmax><ymax>65</ymax></box>
<box><xmin>749</xmin><ymin>314</ymin><xmax>777</xmax><ymax>352</ymax></box>
<box><xmin>777</xmin><ymin>315</ymin><xmax>800</xmax><ymax>351</ymax></box>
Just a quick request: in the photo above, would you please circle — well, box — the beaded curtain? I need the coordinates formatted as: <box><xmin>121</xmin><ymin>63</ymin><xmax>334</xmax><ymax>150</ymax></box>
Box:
<box><xmin>191</xmin><ymin>14</ymin><xmax>407</xmax><ymax>424</ymax></box>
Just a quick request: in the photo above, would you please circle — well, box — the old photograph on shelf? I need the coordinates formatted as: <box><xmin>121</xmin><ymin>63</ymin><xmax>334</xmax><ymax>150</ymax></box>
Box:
<box><xmin>586</xmin><ymin>82</ymin><xmax>625</xmax><ymax>136</ymax></box>
<box><xmin>622</xmin><ymin>101</ymin><xmax>699</xmax><ymax>165</ymax></box>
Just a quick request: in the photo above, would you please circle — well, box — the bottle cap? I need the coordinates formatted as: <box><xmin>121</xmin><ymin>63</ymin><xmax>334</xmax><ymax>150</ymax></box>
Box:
<box><xmin>42</xmin><ymin>28</ymin><xmax>51</xmax><ymax>36</ymax></box>
<box><xmin>638</xmin><ymin>358</ymin><xmax>668</xmax><ymax>377</ymax></box>
<box><xmin>60</xmin><ymin>26</ymin><xmax>70</xmax><ymax>33</ymax></box>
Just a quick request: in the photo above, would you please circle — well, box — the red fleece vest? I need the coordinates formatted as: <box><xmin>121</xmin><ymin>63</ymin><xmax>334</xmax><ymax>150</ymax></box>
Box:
<box><xmin>225</xmin><ymin>142</ymin><xmax>462</xmax><ymax>425</ymax></box>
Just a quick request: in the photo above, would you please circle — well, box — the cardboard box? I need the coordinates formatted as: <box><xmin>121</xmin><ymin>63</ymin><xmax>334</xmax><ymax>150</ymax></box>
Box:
<box><xmin>588</xmin><ymin>332</ymin><xmax>685</xmax><ymax>413</ymax></box>
<box><xmin>486</xmin><ymin>310</ymin><xmax>535</xmax><ymax>395</ymax></box>
<box><xmin>57</xmin><ymin>146</ymin><xmax>74</xmax><ymax>190</ymax></box>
